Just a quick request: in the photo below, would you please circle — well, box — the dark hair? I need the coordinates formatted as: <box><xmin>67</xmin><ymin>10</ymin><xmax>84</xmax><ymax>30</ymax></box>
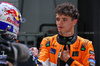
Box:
<box><xmin>55</xmin><ymin>2</ymin><xmax>79</xmax><ymax>20</ymax></box>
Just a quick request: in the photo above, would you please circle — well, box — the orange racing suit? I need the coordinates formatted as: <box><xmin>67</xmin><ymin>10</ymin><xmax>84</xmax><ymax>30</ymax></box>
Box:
<box><xmin>36</xmin><ymin>34</ymin><xmax>95</xmax><ymax>66</ymax></box>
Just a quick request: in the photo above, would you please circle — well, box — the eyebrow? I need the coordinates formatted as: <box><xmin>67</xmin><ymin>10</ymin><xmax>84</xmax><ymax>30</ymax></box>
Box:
<box><xmin>62</xmin><ymin>17</ymin><xmax>67</xmax><ymax>19</ymax></box>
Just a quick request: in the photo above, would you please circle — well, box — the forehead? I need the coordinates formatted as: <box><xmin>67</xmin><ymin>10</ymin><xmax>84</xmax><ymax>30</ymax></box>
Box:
<box><xmin>56</xmin><ymin>14</ymin><xmax>72</xmax><ymax>19</ymax></box>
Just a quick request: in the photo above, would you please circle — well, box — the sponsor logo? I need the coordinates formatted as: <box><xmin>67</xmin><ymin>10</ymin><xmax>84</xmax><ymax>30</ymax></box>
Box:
<box><xmin>4</xmin><ymin>9</ymin><xmax>17</xmax><ymax>17</ymax></box>
<box><xmin>50</xmin><ymin>48</ymin><xmax>56</xmax><ymax>54</ymax></box>
<box><xmin>6</xmin><ymin>17</ymin><xmax>19</xmax><ymax>27</ymax></box>
<box><xmin>89</xmin><ymin>59</ymin><xmax>95</xmax><ymax>64</ymax></box>
<box><xmin>89</xmin><ymin>62</ymin><xmax>95</xmax><ymax>66</ymax></box>
<box><xmin>89</xmin><ymin>55</ymin><xmax>95</xmax><ymax>60</ymax></box>
<box><xmin>89</xmin><ymin>50</ymin><xmax>95</xmax><ymax>55</ymax></box>
<box><xmin>73</xmin><ymin>47</ymin><xmax>78</xmax><ymax>49</ymax></box>
<box><xmin>72</xmin><ymin>51</ymin><xmax>79</xmax><ymax>56</ymax></box>
<box><xmin>2</xmin><ymin>6</ymin><xmax>20</xmax><ymax>27</ymax></box>
<box><xmin>52</xmin><ymin>44</ymin><xmax>57</xmax><ymax>47</ymax></box>
<box><xmin>66</xmin><ymin>41</ymin><xmax>71</xmax><ymax>44</ymax></box>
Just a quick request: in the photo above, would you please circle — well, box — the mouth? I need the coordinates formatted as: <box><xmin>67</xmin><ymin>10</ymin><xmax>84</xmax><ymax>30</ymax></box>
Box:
<box><xmin>58</xmin><ymin>26</ymin><xmax>63</xmax><ymax>30</ymax></box>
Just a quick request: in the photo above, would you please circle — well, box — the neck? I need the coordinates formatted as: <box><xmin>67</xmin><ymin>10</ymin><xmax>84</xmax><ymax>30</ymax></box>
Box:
<box><xmin>59</xmin><ymin>31</ymin><xmax>74</xmax><ymax>37</ymax></box>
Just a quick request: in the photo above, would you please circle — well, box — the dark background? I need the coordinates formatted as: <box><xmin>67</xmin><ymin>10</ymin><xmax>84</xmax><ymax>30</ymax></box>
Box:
<box><xmin>78</xmin><ymin>0</ymin><xmax>100</xmax><ymax>66</ymax></box>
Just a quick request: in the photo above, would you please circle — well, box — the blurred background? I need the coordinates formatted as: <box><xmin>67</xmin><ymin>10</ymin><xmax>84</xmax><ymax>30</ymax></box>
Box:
<box><xmin>0</xmin><ymin>0</ymin><xmax>99</xmax><ymax>66</ymax></box>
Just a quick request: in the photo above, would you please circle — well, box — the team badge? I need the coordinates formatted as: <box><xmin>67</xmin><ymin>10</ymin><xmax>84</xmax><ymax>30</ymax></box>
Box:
<box><xmin>50</xmin><ymin>48</ymin><xmax>56</xmax><ymax>54</ymax></box>
<box><xmin>81</xmin><ymin>44</ymin><xmax>85</xmax><ymax>51</ymax></box>
<box><xmin>46</xmin><ymin>41</ymin><xmax>50</xmax><ymax>47</ymax></box>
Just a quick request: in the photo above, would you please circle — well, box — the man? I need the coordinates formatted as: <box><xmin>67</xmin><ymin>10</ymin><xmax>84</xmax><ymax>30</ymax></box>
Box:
<box><xmin>31</xmin><ymin>2</ymin><xmax>95</xmax><ymax>66</ymax></box>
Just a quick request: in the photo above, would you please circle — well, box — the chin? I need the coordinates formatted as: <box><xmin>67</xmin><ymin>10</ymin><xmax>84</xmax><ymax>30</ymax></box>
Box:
<box><xmin>58</xmin><ymin>31</ymin><xmax>64</xmax><ymax>34</ymax></box>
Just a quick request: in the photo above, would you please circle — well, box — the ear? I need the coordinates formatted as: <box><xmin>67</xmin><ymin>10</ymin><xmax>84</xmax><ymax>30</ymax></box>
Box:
<box><xmin>73</xmin><ymin>19</ymin><xmax>77</xmax><ymax>25</ymax></box>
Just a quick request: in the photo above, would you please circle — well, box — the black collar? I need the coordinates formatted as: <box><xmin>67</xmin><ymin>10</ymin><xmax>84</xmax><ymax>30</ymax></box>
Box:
<box><xmin>57</xmin><ymin>34</ymin><xmax>77</xmax><ymax>45</ymax></box>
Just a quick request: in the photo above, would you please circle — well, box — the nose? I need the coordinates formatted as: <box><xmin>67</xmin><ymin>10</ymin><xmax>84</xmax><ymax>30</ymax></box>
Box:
<box><xmin>57</xmin><ymin>19</ymin><xmax>62</xmax><ymax>24</ymax></box>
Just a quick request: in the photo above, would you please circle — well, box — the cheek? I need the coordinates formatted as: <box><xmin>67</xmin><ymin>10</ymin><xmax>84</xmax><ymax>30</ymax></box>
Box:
<box><xmin>64</xmin><ymin>23</ymin><xmax>70</xmax><ymax>27</ymax></box>
<box><xmin>64</xmin><ymin>23</ymin><xmax>73</xmax><ymax>28</ymax></box>
<box><xmin>56</xmin><ymin>21</ymin><xmax>60</xmax><ymax>27</ymax></box>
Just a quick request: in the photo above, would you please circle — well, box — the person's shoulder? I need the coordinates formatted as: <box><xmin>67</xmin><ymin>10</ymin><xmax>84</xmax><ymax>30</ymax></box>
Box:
<box><xmin>40</xmin><ymin>34</ymin><xmax>58</xmax><ymax>47</ymax></box>
<box><xmin>77</xmin><ymin>35</ymin><xmax>92</xmax><ymax>46</ymax></box>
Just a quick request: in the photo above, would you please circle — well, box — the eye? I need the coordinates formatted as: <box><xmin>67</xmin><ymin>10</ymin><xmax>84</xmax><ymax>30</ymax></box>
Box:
<box><xmin>56</xmin><ymin>18</ymin><xmax>60</xmax><ymax>21</ymax></box>
<box><xmin>63</xmin><ymin>18</ymin><xmax>67</xmax><ymax>21</ymax></box>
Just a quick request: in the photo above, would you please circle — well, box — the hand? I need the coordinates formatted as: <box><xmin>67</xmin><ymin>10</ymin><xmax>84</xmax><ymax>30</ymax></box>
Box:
<box><xmin>60</xmin><ymin>45</ymin><xmax>70</xmax><ymax>62</ymax></box>
<box><xmin>6</xmin><ymin>61</ymin><xmax>13</xmax><ymax>66</ymax></box>
<box><xmin>30</xmin><ymin>47</ymin><xmax>38</xmax><ymax>57</ymax></box>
